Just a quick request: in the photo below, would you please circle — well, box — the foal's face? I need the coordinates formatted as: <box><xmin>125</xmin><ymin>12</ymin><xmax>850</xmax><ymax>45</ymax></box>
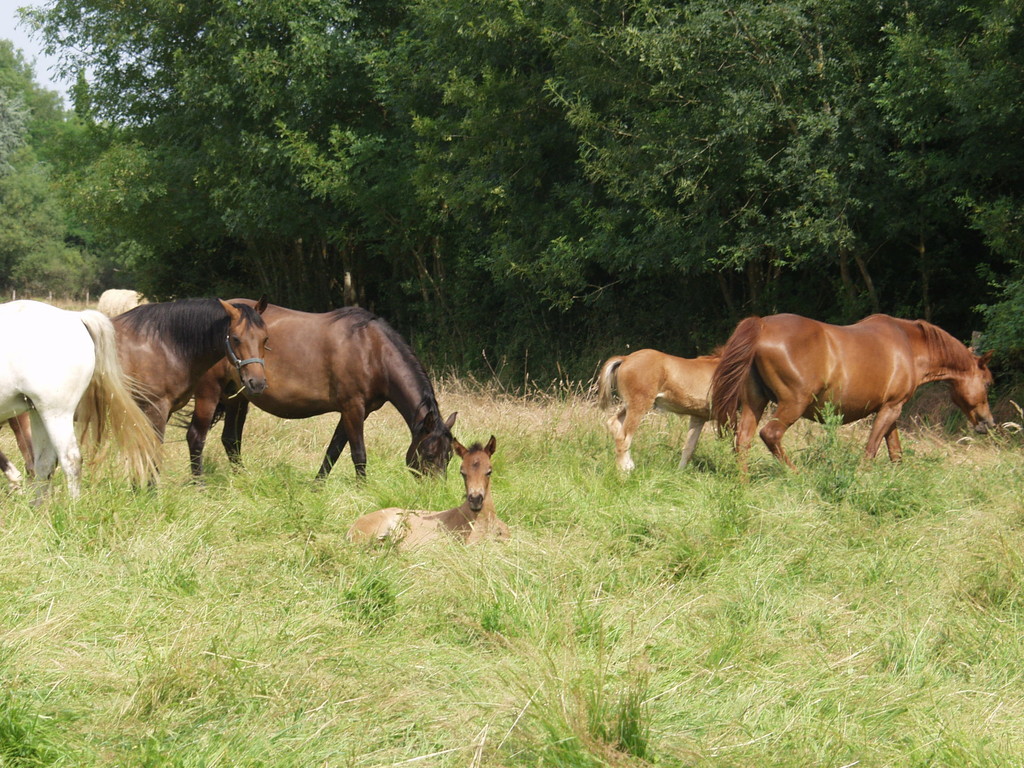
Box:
<box><xmin>455</xmin><ymin>436</ymin><xmax>497</xmax><ymax>512</ymax></box>
<box><xmin>950</xmin><ymin>352</ymin><xmax>995</xmax><ymax>433</ymax></box>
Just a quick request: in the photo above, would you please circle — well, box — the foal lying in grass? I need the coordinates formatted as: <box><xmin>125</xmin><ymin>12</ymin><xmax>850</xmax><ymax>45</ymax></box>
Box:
<box><xmin>347</xmin><ymin>436</ymin><xmax>509</xmax><ymax>549</ymax></box>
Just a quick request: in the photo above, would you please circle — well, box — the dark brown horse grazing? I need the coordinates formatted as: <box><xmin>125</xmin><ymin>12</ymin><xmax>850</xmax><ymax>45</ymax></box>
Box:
<box><xmin>185</xmin><ymin>301</ymin><xmax>456</xmax><ymax>478</ymax></box>
<box><xmin>0</xmin><ymin>414</ymin><xmax>33</xmax><ymax>489</ymax></box>
<box><xmin>711</xmin><ymin>313</ymin><xmax>996</xmax><ymax>473</ymax></box>
<box><xmin>114</xmin><ymin>298</ymin><xmax>269</xmax><ymax>440</ymax></box>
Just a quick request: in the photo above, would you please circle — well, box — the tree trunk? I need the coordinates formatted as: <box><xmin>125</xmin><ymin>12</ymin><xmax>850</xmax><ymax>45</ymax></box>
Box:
<box><xmin>918</xmin><ymin>236</ymin><xmax>931</xmax><ymax>321</ymax></box>
<box><xmin>851</xmin><ymin>250</ymin><xmax>880</xmax><ymax>314</ymax></box>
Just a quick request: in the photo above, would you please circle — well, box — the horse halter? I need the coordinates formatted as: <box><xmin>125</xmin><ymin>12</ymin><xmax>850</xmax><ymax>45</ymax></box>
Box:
<box><xmin>225</xmin><ymin>334</ymin><xmax>266</xmax><ymax>374</ymax></box>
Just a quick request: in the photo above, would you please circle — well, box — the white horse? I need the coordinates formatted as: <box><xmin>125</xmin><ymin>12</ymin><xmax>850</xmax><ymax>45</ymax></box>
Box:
<box><xmin>0</xmin><ymin>301</ymin><xmax>161</xmax><ymax>498</ymax></box>
<box><xmin>97</xmin><ymin>288</ymin><xmax>147</xmax><ymax>317</ymax></box>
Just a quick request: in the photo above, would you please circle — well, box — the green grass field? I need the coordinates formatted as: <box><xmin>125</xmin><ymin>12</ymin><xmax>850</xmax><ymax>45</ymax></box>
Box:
<box><xmin>1</xmin><ymin>381</ymin><xmax>1023</xmax><ymax>767</ymax></box>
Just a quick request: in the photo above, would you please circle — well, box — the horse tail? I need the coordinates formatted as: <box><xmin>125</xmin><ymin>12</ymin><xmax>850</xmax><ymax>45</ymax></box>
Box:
<box><xmin>76</xmin><ymin>310</ymin><xmax>162</xmax><ymax>485</ymax></box>
<box><xmin>597</xmin><ymin>356</ymin><xmax>626</xmax><ymax>410</ymax></box>
<box><xmin>710</xmin><ymin>317</ymin><xmax>763</xmax><ymax>430</ymax></box>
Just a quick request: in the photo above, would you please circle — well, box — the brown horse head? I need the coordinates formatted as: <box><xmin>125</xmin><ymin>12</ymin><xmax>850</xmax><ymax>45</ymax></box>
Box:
<box><xmin>454</xmin><ymin>435</ymin><xmax>496</xmax><ymax>512</ymax></box>
<box><xmin>220</xmin><ymin>297</ymin><xmax>270</xmax><ymax>396</ymax></box>
<box><xmin>407</xmin><ymin>410</ymin><xmax>457</xmax><ymax>476</ymax></box>
<box><xmin>950</xmin><ymin>349</ymin><xmax>996</xmax><ymax>433</ymax></box>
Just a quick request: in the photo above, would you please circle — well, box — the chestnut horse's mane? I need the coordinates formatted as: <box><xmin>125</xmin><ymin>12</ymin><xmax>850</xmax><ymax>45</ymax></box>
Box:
<box><xmin>912</xmin><ymin>319</ymin><xmax>979</xmax><ymax>371</ymax></box>
<box><xmin>118</xmin><ymin>298</ymin><xmax>266</xmax><ymax>360</ymax></box>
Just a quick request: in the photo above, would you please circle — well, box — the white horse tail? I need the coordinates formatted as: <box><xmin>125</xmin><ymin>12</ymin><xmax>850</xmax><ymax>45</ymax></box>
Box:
<box><xmin>597</xmin><ymin>356</ymin><xmax>626</xmax><ymax>410</ymax></box>
<box><xmin>76</xmin><ymin>310</ymin><xmax>162</xmax><ymax>485</ymax></box>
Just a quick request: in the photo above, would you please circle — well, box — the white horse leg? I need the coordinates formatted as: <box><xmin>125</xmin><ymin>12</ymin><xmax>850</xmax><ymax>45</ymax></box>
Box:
<box><xmin>679</xmin><ymin>416</ymin><xmax>706</xmax><ymax>469</ymax></box>
<box><xmin>29</xmin><ymin>410</ymin><xmax>81</xmax><ymax>499</ymax></box>
<box><xmin>27</xmin><ymin>410</ymin><xmax>57</xmax><ymax>502</ymax></box>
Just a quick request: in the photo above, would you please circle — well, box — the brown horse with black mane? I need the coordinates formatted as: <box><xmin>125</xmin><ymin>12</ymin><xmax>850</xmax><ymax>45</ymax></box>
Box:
<box><xmin>711</xmin><ymin>313</ymin><xmax>995</xmax><ymax>473</ymax></box>
<box><xmin>114</xmin><ymin>297</ymin><xmax>270</xmax><ymax>440</ymax></box>
<box><xmin>185</xmin><ymin>301</ymin><xmax>456</xmax><ymax>479</ymax></box>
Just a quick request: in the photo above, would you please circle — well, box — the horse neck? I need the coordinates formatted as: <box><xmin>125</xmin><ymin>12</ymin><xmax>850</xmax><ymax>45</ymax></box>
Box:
<box><xmin>913</xmin><ymin>323</ymin><xmax>972</xmax><ymax>384</ymax></box>
<box><xmin>195</xmin><ymin>329</ymin><xmax>230</xmax><ymax>375</ymax></box>
<box><xmin>435</xmin><ymin>493</ymin><xmax>496</xmax><ymax>534</ymax></box>
<box><xmin>384</xmin><ymin>349</ymin><xmax>438</xmax><ymax>431</ymax></box>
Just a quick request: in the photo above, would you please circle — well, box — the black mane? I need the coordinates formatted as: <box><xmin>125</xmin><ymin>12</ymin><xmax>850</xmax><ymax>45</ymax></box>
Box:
<box><xmin>118</xmin><ymin>298</ymin><xmax>265</xmax><ymax>359</ymax></box>
<box><xmin>327</xmin><ymin>306</ymin><xmax>442</xmax><ymax>426</ymax></box>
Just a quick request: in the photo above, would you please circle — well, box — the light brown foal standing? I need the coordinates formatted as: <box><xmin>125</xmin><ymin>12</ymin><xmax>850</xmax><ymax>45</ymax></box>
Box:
<box><xmin>347</xmin><ymin>436</ymin><xmax>508</xmax><ymax>549</ymax></box>
<box><xmin>597</xmin><ymin>349</ymin><xmax>720</xmax><ymax>471</ymax></box>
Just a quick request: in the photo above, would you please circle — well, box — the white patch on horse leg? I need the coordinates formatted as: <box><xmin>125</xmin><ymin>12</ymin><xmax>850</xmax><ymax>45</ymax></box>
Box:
<box><xmin>3</xmin><ymin>464</ymin><xmax>22</xmax><ymax>489</ymax></box>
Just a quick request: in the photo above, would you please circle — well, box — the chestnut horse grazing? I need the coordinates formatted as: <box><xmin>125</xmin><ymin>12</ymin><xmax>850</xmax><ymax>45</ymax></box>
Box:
<box><xmin>114</xmin><ymin>297</ymin><xmax>269</xmax><ymax>440</ymax></box>
<box><xmin>597</xmin><ymin>349</ymin><xmax>720</xmax><ymax>471</ymax></box>
<box><xmin>347</xmin><ymin>436</ymin><xmax>508</xmax><ymax>548</ymax></box>
<box><xmin>186</xmin><ymin>301</ymin><xmax>456</xmax><ymax>479</ymax></box>
<box><xmin>711</xmin><ymin>313</ymin><xmax>996</xmax><ymax>473</ymax></box>
<box><xmin>0</xmin><ymin>301</ymin><xmax>160</xmax><ymax>498</ymax></box>
<box><xmin>0</xmin><ymin>413</ymin><xmax>33</xmax><ymax>489</ymax></box>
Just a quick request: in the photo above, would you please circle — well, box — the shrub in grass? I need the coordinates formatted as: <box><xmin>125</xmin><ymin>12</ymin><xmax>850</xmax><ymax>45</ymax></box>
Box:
<box><xmin>507</xmin><ymin>646</ymin><xmax>655</xmax><ymax>767</ymax></box>
<box><xmin>339</xmin><ymin>554</ymin><xmax>402</xmax><ymax>628</ymax></box>
<box><xmin>0</xmin><ymin>691</ymin><xmax>57</xmax><ymax>766</ymax></box>
<box><xmin>801</xmin><ymin>403</ymin><xmax>860</xmax><ymax>504</ymax></box>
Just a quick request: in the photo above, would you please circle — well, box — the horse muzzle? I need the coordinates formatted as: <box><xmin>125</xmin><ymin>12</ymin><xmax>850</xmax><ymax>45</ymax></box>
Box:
<box><xmin>467</xmin><ymin>493</ymin><xmax>484</xmax><ymax>512</ymax></box>
<box><xmin>973</xmin><ymin>418</ymin><xmax>995</xmax><ymax>435</ymax></box>
<box><xmin>242</xmin><ymin>372</ymin><xmax>268</xmax><ymax>396</ymax></box>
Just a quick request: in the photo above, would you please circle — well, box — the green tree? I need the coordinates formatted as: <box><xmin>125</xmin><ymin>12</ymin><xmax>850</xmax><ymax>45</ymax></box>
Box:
<box><xmin>0</xmin><ymin>39</ymin><xmax>92</xmax><ymax>298</ymax></box>
<box><xmin>878</xmin><ymin>0</ymin><xmax>1024</xmax><ymax>366</ymax></box>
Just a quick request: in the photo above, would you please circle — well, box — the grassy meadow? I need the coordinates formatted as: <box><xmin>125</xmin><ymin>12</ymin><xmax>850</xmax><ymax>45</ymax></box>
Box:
<box><xmin>1</xmin><ymin>379</ymin><xmax>1023</xmax><ymax>767</ymax></box>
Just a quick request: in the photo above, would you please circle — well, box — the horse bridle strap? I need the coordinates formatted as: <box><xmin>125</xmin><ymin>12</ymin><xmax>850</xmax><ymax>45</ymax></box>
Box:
<box><xmin>225</xmin><ymin>335</ymin><xmax>265</xmax><ymax>372</ymax></box>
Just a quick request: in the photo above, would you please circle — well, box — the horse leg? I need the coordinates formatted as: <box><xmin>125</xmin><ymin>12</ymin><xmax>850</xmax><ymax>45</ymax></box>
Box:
<box><xmin>884</xmin><ymin>428</ymin><xmax>903</xmax><ymax>463</ymax></box>
<box><xmin>0</xmin><ymin>450</ymin><xmax>21</xmax><ymax>489</ymax></box>
<box><xmin>220</xmin><ymin>398</ymin><xmax>250</xmax><ymax>469</ymax></box>
<box><xmin>344</xmin><ymin>410</ymin><xmax>369</xmax><ymax>478</ymax></box>
<box><xmin>186</xmin><ymin>385</ymin><xmax>221</xmax><ymax>477</ymax></box>
<box><xmin>735</xmin><ymin>392</ymin><xmax>768</xmax><ymax>476</ymax></box>
<box><xmin>864</xmin><ymin>404</ymin><xmax>904</xmax><ymax>461</ymax></box>
<box><xmin>606</xmin><ymin>406</ymin><xmax>640</xmax><ymax>471</ymax></box>
<box><xmin>27</xmin><ymin>410</ymin><xmax>76</xmax><ymax>500</ymax></box>
<box><xmin>318</xmin><ymin>417</ymin><xmax>350</xmax><ymax>479</ymax></box>
<box><xmin>45</xmin><ymin>412</ymin><xmax>83</xmax><ymax>498</ymax></box>
<box><xmin>679</xmin><ymin>415</ymin><xmax>706</xmax><ymax>469</ymax></box>
<box><xmin>11</xmin><ymin>414</ymin><xmax>33</xmax><ymax>477</ymax></box>
<box><xmin>758</xmin><ymin>401</ymin><xmax>812</xmax><ymax>470</ymax></box>
<box><xmin>320</xmin><ymin>409</ymin><xmax>368</xmax><ymax>478</ymax></box>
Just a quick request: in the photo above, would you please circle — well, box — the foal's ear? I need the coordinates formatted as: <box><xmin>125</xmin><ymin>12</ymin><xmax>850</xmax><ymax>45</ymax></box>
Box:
<box><xmin>218</xmin><ymin>299</ymin><xmax>241</xmax><ymax>321</ymax></box>
<box><xmin>444</xmin><ymin>412</ymin><xmax>458</xmax><ymax>431</ymax></box>
<box><xmin>453</xmin><ymin>439</ymin><xmax>468</xmax><ymax>458</ymax></box>
<box><xmin>978</xmin><ymin>350</ymin><xmax>993</xmax><ymax>368</ymax></box>
<box><xmin>484</xmin><ymin>435</ymin><xmax>497</xmax><ymax>456</ymax></box>
<box><xmin>255</xmin><ymin>295</ymin><xmax>269</xmax><ymax>314</ymax></box>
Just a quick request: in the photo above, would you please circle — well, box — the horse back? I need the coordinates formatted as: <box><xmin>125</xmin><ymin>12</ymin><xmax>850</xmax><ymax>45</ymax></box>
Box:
<box><xmin>347</xmin><ymin>507</ymin><xmax>409</xmax><ymax>543</ymax></box>
<box><xmin>756</xmin><ymin>314</ymin><xmax>921</xmax><ymax>418</ymax></box>
<box><xmin>605</xmin><ymin>349</ymin><xmax>718</xmax><ymax>416</ymax></box>
<box><xmin>223</xmin><ymin>301</ymin><xmax>388</xmax><ymax>416</ymax></box>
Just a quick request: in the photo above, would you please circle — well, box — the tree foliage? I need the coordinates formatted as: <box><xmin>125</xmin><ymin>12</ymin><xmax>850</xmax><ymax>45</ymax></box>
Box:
<box><xmin>17</xmin><ymin>0</ymin><xmax>1024</xmax><ymax>378</ymax></box>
